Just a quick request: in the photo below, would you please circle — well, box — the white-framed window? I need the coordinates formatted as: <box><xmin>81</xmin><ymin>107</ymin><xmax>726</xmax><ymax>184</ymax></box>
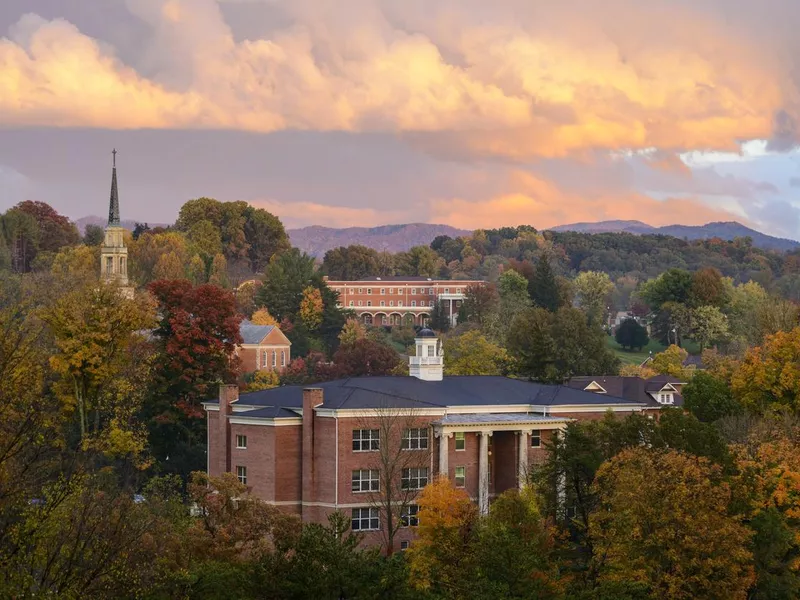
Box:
<box><xmin>352</xmin><ymin>507</ymin><xmax>379</xmax><ymax>531</ymax></box>
<box><xmin>402</xmin><ymin>428</ymin><xmax>429</xmax><ymax>450</ymax></box>
<box><xmin>367</xmin><ymin>288</ymin><xmax>372</xmax><ymax>295</ymax></box>
<box><xmin>411</xmin><ymin>288</ymin><xmax>417</xmax><ymax>294</ymax></box>
<box><xmin>402</xmin><ymin>467</ymin><xmax>429</xmax><ymax>490</ymax></box>
<box><xmin>428</xmin><ymin>287</ymin><xmax>434</xmax><ymax>294</ymax></box>
<box><xmin>658</xmin><ymin>393</ymin><xmax>673</xmax><ymax>404</ymax></box>
<box><xmin>358</xmin><ymin>288</ymin><xmax>363</xmax><ymax>293</ymax></box>
<box><xmin>236</xmin><ymin>465</ymin><xmax>247</xmax><ymax>485</ymax></box>
<box><xmin>400</xmin><ymin>540</ymin><xmax>410</xmax><ymax>550</ymax></box>
<box><xmin>367</xmin><ymin>301</ymin><xmax>372</xmax><ymax>307</ymax></box>
<box><xmin>349</xmin><ymin>301</ymin><xmax>354</xmax><ymax>306</ymax></box>
<box><xmin>530</xmin><ymin>430</ymin><xmax>541</xmax><ymax>448</ymax></box>
<box><xmin>411</xmin><ymin>301</ymin><xmax>417</xmax><ymax>307</ymax></box>
<box><xmin>429</xmin><ymin>300</ymin><xmax>434</xmax><ymax>307</ymax></box>
<box><xmin>454</xmin><ymin>466</ymin><xmax>465</xmax><ymax>488</ymax></box>
<box><xmin>281</xmin><ymin>350</ymin><xmax>286</xmax><ymax>367</ymax></box>
<box><xmin>427</xmin><ymin>345</ymin><xmax>435</xmax><ymax>357</ymax></box>
<box><xmin>352</xmin><ymin>469</ymin><xmax>380</xmax><ymax>493</ymax></box>
<box><xmin>455</xmin><ymin>432</ymin><xmax>465</xmax><ymax>451</ymax></box>
<box><xmin>401</xmin><ymin>505</ymin><xmax>419</xmax><ymax>527</ymax></box>
<box><xmin>389</xmin><ymin>301</ymin><xmax>394</xmax><ymax>307</ymax></box>
<box><xmin>236</xmin><ymin>434</ymin><xmax>247</xmax><ymax>449</ymax></box>
<box><xmin>261</xmin><ymin>350</ymin><xmax>268</xmax><ymax>368</ymax></box>
<box><xmin>380</xmin><ymin>301</ymin><xmax>385</xmax><ymax>307</ymax></box>
<box><xmin>358</xmin><ymin>300</ymin><xmax>363</xmax><ymax>306</ymax></box>
<box><xmin>380</xmin><ymin>288</ymin><xmax>386</xmax><ymax>295</ymax></box>
<box><xmin>445</xmin><ymin>288</ymin><xmax>450</xmax><ymax>294</ymax></box>
<box><xmin>389</xmin><ymin>288</ymin><xmax>395</xmax><ymax>294</ymax></box>
<box><xmin>272</xmin><ymin>351</ymin><xmax>277</xmax><ymax>368</ymax></box>
<box><xmin>353</xmin><ymin>429</ymin><xmax>380</xmax><ymax>452</ymax></box>
<box><xmin>398</xmin><ymin>301</ymin><xmax>403</xmax><ymax>307</ymax></box>
<box><xmin>457</xmin><ymin>288</ymin><xmax>462</xmax><ymax>293</ymax></box>
<box><xmin>349</xmin><ymin>288</ymin><xmax>354</xmax><ymax>294</ymax></box>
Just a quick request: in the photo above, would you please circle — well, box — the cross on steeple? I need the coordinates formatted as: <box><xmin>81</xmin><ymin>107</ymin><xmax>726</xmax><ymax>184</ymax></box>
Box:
<box><xmin>112</xmin><ymin>148</ymin><xmax>117</xmax><ymax>168</ymax></box>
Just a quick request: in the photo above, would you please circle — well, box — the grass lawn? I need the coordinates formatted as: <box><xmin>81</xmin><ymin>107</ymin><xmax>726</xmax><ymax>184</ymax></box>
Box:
<box><xmin>605</xmin><ymin>335</ymin><xmax>700</xmax><ymax>366</ymax></box>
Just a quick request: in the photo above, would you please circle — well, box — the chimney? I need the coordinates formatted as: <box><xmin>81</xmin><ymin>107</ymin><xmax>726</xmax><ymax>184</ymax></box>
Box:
<box><xmin>218</xmin><ymin>384</ymin><xmax>239</xmax><ymax>474</ymax></box>
<box><xmin>301</xmin><ymin>388</ymin><xmax>324</xmax><ymax>521</ymax></box>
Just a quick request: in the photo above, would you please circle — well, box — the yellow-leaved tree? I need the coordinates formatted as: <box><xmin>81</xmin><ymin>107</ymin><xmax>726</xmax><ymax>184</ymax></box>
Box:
<box><xmin>299</xmin><ymin>286</ymin><xmax>324</xmax><ymax>330</ymax></box>
<box><xmin>443</xmin><ymin>330</ymin><xmax>508</xmax><ymax>376</ymax></box>
<box><xmin>650</xmin><ymin>344</ymin><xmax>694</xmax><ymax>379</ymax></box>
<box><xmin>589</xmin><ymin>448</ymin><xmax>754</xmax><ymax>599</ymax></box>
<box><xmin>251</xmin><ymin>308</ymin><xmax>278</xmax><ymax>326</ymax></box>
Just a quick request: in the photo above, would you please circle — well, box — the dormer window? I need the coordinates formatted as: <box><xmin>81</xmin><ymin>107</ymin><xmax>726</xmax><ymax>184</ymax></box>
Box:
<box><xmin>658</xmin><ymin>393</ymin><xmax>673</xmax><ymax>404</ymax></box>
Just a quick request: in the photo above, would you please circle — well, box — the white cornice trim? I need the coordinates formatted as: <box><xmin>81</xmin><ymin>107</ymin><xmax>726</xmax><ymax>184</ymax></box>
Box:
<box><xmin>229</xmin><ymin>417</ymin><xmax>302</xmax><ymax>426</ymax></box>
<box><xmin>546</xmin><ymin>404</ymin><xmax>645</xmax><ymax>413</ymax></box>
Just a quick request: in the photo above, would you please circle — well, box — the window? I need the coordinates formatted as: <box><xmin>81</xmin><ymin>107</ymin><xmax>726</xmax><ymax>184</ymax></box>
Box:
<box><xmin>400</xmin><ymin>540</ymin><xmax>410</xmax><ymax>550</ymax></box>
<box><xmin>427</xmin><ymin>345</ymin><xmax>435</xmax><ymax>357</ymax></box>
<box><xmin>389</xmin><ymin>301</ymin><xmax>394</xmax><ymax>307</ymax></box>
<box><xmin>402</xmin><ymin>467</ymin><xmax>429</xmax><ymax>490</ymax></box>
<box><xmin>261</xmin><ymin>350</ymin><xmax>268</xmax><ymax>368</ymax></box>
<box><xmin>272</xmin><ymin>351</ymin><xmax>277</xmax><ymax>368</ymax></box>
<box><xmin>530</xmin><ymin>430</ymin><xmax>541</xmax><ymax>448</ymax></box>
<box><xmin>105</xmin><ymin>256</ymin><xmax>113</xmax><ymax>274</ymax></box>
<box><xmin>457</xmin><ymin>288</ymin><xmax>462</xmax><ymax>293</ymax></box>
<box><xmin>398</xmin><ymin>301</ymin><xmax>403</xmax><ymax>307</ymax></box>
<box><xmin>367</xmin><ymin>301</ymin><xmax>372</xmax><ymax>307</ymax></box>
<box><xmin>429</xmin><ymin>287</ymin><xmax>434</xmax><ymax>294</ymax></box>
<box><xmin>380</xmin><ymin>288</ymin><xmax>385</xmax><ymax>295</ymax></box>
<box><xmin>402</xmin><ymin>428</ymin><xmax>429</xmax><ymax>450</ymax></box>
<box><xmin>352</xmin><ymin>507</ymin><xmax>379</xmax><ymax>531</ymax></box>
<box><xmin>349</xmin><ymin>288</ymin><xmax>354</xmax><ymax>293</ymax></box>
<box><xmin>454</xmin><ymin>466</ymin><xmax>466</xmax><ymax>487</ymax></box>
<box><xmin>358</xmin><ymin>301</ymin><xmax>363</xmax><ymax>306</ymax></box>
<box><xmin>411</xmin><ymin>288</ymin><xmax>417</xmax><ymax>294</ymax></box>
<box><xmin>658</xmin><ymin>393</ymin><xmax>673</xmax><ymax>404</ymax></box>
<box><xmin>352</xmin><ymin>469</ymin><xmax>380</xmax><ymax>493</ymax></box>
<box><xmin>411</xmin><ymin>301</ymin><xmax>417</xmax><ymax>307</ymax></box>
<box><xmin>120</xmin><ymin>257</ymin><xmax>126</xmax><ymax>274</ymax></box>
<box><xmin>358</xmin><ymin>288</ymin><xmax>363</xmax><ymax>293</ymax></box>
<box><xmin>380</xmin><ymin>301</ymin><xmax>385</xmax><ymax>307</ymax></box>
<box><xmin>401</xmin><ymin>505</ymin><xmax>419</xmax><ymax>527</ymax></box>
<box><xmin>389</xmin><ymin>288</ymin><xmax>395</xmax><ymax>294</ymax></box>
<box><xmin>367</xmin><ymin>288</ymin><xmax>372</xmax><ymax>295</ymax></box>
<box><xmin>281</xmin><ymin>350</ymin><xmax>286</xmax><ymax>367</ymax></box>
<box><xmin>455</xmin><ymin>432</ymin><xmax>465</xmax><ymax>451</ymax></box>
<box><xmin>349</xmin><ymin>301</ymin><xmax>354</xmax><ymax>306</ymax></box>
<box><xmin>444</xmin><ymin>288</ymin><xmax>450</xmax><ymax>294</ymax></box>
<box><xmin>429</xmin><ymin>300</ymin><xmax>434</xmax><ymax>307</ymax></box>
<box><xmin>236</xmin><ymin>465</ymin><xmax>247</xmax><ymax>485</ymax></box>
<box><xmin>236</xmin><ymin>434</ymin><xmax>247</xmax><ymax>449</ymax></box>
<box><xmin>353</xmin><ymin>429</ymin><xmax>380</xmax><ymax>451</ymax></box>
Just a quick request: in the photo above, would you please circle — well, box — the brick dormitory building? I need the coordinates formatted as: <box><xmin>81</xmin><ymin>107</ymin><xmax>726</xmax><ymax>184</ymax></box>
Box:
<box><xmin>204</xmin><ymin>329</ymin><xmax>677</xmax><ymax>548</ymax></box>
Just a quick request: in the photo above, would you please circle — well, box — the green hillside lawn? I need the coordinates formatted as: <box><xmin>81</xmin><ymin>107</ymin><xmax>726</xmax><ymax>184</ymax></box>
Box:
<box><xmin>605</xmin><ymin>336</ymin><xmax>701</xmax><ymax>366</ymax></box>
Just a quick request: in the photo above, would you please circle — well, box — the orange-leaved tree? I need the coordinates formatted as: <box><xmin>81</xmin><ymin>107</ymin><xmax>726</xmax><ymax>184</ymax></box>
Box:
<box><xmin>406</xmin><ymin>476</ymin><xmax>477</xmax><ymax>597</ymax></box>
<box><xmin>589</xmin><ymin>448</ymin><xmax>754</xmax><ymax>600</ymax></box>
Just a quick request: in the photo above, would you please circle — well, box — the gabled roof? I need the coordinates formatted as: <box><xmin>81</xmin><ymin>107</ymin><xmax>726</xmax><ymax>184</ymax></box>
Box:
<box><xmin>567</xmin><ymin>375</ymin><xmax>684</xmax><ymax>407</ymax></box>
<box><xmin>239</xmin><ymin>320</ymin><xmax>290</xmax><ymax>345</ymax></box>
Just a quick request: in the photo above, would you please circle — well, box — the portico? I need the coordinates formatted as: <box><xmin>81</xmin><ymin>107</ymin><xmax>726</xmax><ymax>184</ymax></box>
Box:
<box><xmin>433</xmin><ymin>413</ymin><xmax>570</xmax><ymax>514</ymax></box>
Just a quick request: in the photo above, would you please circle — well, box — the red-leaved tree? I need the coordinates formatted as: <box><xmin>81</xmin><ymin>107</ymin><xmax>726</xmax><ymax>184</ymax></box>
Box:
<box><xmin>148</xmin><ymin>280</ymin><xmax>243</xmax><ymax>415</ymax></box>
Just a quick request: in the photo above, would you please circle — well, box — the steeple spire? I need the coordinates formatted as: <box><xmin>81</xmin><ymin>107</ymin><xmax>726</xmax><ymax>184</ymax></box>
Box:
<box><xmin>108</xmin><ymin>148</ymin><xmax>120</xmax><ymax>226</ymax></box>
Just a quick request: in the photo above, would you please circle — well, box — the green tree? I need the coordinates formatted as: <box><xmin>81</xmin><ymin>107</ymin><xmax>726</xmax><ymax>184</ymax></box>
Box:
<box><xmin>208</xmin><ymin>253</ymin><xmax>230</xmax><ymax>288</ymax></box>
<box><xmin>187</xmin><ymin>219</ymin><xmax>223</xmax><ymax>264</ymax></box>
<box><xmin>395</xmin><ymin>246</ymin><xmax>440</xmax><ymax>278</ymax></box>
<box><xmin>692</xmin><ymin>304</ymin><xmax>729</xmax><ymax>350</ymax></box>
<box><xmin>639</xmin><ymin>268</ymin><xmax>693</xmax><ymax>309</ymax></box>
<box><xmin>82</xmin><ymin>224</ymin><xmax>105</xmax><ymax>246</ymax></box>
<box><xmin>256</xmin><ymin>249</ymin><xmax>317</xmax><ymax>322</ymax></box>
<box><xmin>615</xmin><ymin>318</ymin><xmax>649</xmax><ymax>351</ymax></box>
<box><xmin>589</xmin><ymin>448</ymin><xmax>754</xmax><ymax>600</ymax></box>
<box><xmin>322</xmin><ymin>245</ymin><xmax>380</xmax><ymax>280</ymax></box>
<box><xmin>574</xmin><ymin>271</ymin><xmax>614</xmax><ymax>325</ymax></box>
<box><xmin>529</xmin><ymin>254</ymin><xmax>561</xmax><ymax>312</ymax></box>
<box><xmin>242</xmin><ymin>205</ymin><xmax>290</xmax><ymax>272</ymax></box>
<box><xmin>683</xmin><ymin>371</ymin><xmax>741</xmax><ymax>422</ymax></box>
<box><xmin>443</xmin><ymin>331</ymin><xmax>508</xmax><ymax>375</ymax></box>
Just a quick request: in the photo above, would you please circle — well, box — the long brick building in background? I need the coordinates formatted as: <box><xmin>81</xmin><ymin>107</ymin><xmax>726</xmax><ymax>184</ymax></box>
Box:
<box><xmin>205</xmin><ymin>329</ymin><xmax>664</xmax><ymax>548</ymax></box>
<box><xmin>323</xmin><ymin>276</ymin><xmax>483</xmax><ymax>327</ymax></box>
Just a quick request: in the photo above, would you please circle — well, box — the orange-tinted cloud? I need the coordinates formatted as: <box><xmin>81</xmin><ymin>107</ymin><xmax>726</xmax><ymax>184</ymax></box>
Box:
<box><xmin>0</xmin><ymin>0</ymin><xmax>797</xmax><ymax>158</ymax></box>
<box><xmin>249</xmin><ymin>199</ymin><xmax>412</xmax><ymax>229</ymax></box>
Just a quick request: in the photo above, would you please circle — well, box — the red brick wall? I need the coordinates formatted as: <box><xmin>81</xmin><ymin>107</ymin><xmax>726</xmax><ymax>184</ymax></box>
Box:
<box><xmin>492</xmin><ymin>431</ymin><xmax>517</xmax><ymax>494</ymax></box>
<box><xmin>230</xmin><ymin>424</ymin><xmax>276</xmax><ymax>499</ymax></box>
<box><xmin>275</xmin><ymin>425</ymin><xmax>302</xmax><ymax>504</ymax></box>
<box><xmin>238</xmin><ymin>346</ymin><xmax>290</xmax><ymax>374</ymax></box>
<box><xmin>207</xmin><ymin>411</ymin><xmax>222</xmax><ymax>477</ymax></box>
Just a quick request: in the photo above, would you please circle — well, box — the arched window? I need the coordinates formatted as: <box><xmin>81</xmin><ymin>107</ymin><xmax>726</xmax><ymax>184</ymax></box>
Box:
<box><xmin>272</xmin><ymin>351</ymin><xmax>277</xmax><ymax>368</ymax></box>
<box><xmin>281</xmin><ymin>350</ymin><xmax>286</xmax><ymax>367</ymax></box>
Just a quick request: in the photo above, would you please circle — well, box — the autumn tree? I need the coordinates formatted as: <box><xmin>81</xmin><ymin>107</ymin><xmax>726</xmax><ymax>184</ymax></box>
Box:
<box><xmin>333</xmin><ymin>338</ymin><xmax>400</xmax><ymax>377</ymax></box>
<box><xmin>650</xmin><ymin>344</ymin><xmax>692</xmax><ymax>379</ymax></box>
<box><xmin>43</xmin><ymin>282</ymin><xmax>156</xmax><ymax>455</ymax></box>
<box><xmin>443</xmin><ymin>330</ymin><xmax>508</xmax><ymax>376</ymax></box>
<box><xmin>692</xmin><ymin>305</ymin><xmax>729</xmax><ymax>350</ymax></box>
<box><xmin>299</xmin><ymin>286</ymin><xmax>324</xmax><ymax>331</ymax></box>
<box><xmin>14</xmin><ymin>200</ymin><xmax>80</xmax><ymax>254</ymax></box>
<box><xmin>247</xmin><ymin>370</ymin><xmax>280</xmax><ymax>391</ymax></box>
<box><xmin>251</xmin><ymin>308</ymin><xmax>279</xmax><ymax>326</ymax></box>
<box><xmin>338</xmin><ymin>318</ymin><xmax>367</xmax><ymax>347</ymax></box>
<box><xmin>690</xmin><ymin>267</ymin><xmax>729</xmax><ymax>307</ymax></box>
<box><xmin>574</xmin><ymin>271</ymin><xmax>614</xmax><ymax>326</ymax></box>
<box><xmin>407</xmin><ymin>477</ymin><xmax>478</xmax><ymax>597</ymax></box>
<box><xmin>589</xmin><ymin>448</ymin><xmax>754</xmax><ymax>600</ymax></box>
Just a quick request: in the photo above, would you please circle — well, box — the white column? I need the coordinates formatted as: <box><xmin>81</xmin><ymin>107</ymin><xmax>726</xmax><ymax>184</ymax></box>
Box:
<box><xmin>479</xmin><ymin>431</ymin><xmax>491</xmax><ymax>515</ymax></box>
<box><xmin>438</xmin><ymin>432</ymin><xmax>451</xmax><ymax>478</ymax></box>
<box><xmin>518</xmin><ymin>430</ymin><xmax>529</xmax><ymax>489</ymax></box>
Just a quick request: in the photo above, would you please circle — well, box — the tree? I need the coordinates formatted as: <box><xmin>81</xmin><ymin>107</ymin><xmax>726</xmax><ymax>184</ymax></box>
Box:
<box><xmin>589</xmin><ymin>448</ymin><xmax>754</xmax><ymax>600</ymax></box>
<box><xmin>299</xmin><ymin>286</ymin><xmax>324</xmax><ymax>331</ymax></box>
<box><xmin>650</xmin><ymin>345</ymin><xmax>691</xmax><ymax>379</ymax></box>
<box><xmin>731</xmin><ymin>327</ymin><xmax>800</xmax><ymax>414</ymax></box>
<box><xmin>690</xmin><ymin>267</ymin><xmax>728</xmax><ymax>308</ymax></box>
<box><xmin>407</xmin><ymin>477</ymin><xmax>478</xmax><ymax>597</ymax></box>
<box><xmin>333</xmin><ymin>338</ymin><xmax>400</xmax><ymax>377</ymax></box>
<box><xmin>726</xmin><ymin>281</ymin><xmax>769</xmax><ymax>346</ymax></box>
<box><xmin>692</xmin><ymin>305</ymin><xmax>728</xmax><ymax>350</ymax></box>
<box><xmin>508</xmin><ymin>307</ymin><xmax>618</xmax><ymax>383</ymax></box>
<box><xmin>615</xmin><ymin>318</ymin><xmax>649</xmax><ymax>351</ymax></box>
<box><xmin>429</xmin><ymin>299</ymin><xmax>450</xmax><ymax>332</ymax></box>
<box><xmin>338</xmin><ymin>318</ymin><xmax>366</xmax><ymax>347</ymax></box>
<box><xmin>0</xmin><ymin>208</ymin><xmax>39</xmax><ymax>272</ymax></box>
<box><xmin>498</xmin><ymin>269</ymin><xmax>530</xmax><ymax>323</ymax></box>
<box><xmin>322</xmin><ymin>245</ymin><xmax>380</xmax><ymax>280</ymax></box>
<box><xmin>242</xmin><ymin>205</ymin><xmax>290</xmax><ymax>272</ymax></box>
<box><xmin>458</xmin><ymin>282</ymin><xmax>499</xmax><ymax>325</ymax></box>
<box><xmin>50</xmin><ymin>245</ymin><xmax>99</xmax><ymax>284</ymax></box>
<box><xmin>14</xmin><ymin>200</ymin><xmax>80</xmax><ymax>253</ymax></box>
<box><xmin>188</xmin><ymin>254</ymin><xmax>206</xmax><ymax>285</ymax></box>
<box><xmin>83</xmin><ymin>224</ymin><xmax>105</xmax><ymax>246</ymax></box>
<box><xmin>574</xmin><ymin>271</ymin><xmax>614</xmax><ymax>326</ymax></box>
<box><xmin>639</xmin><ymin>268</ymin><xmax>693</xmax><ymax>309</ymax></box>
<box><xmin>443</xmin><ymin>331</ymin><xmax>508</xmax><ymax>376</ymax></box>
<box><xmin>529</xmin><ymin>254</ymin><xmax>561</xmax><ymax>312</ymax></box>
<box><xmin>256</xmin><ymin>249</ymin><xmax>317</xmax><ymax>322</ymax></box>
<box><xmin>208</xmin><ymin>253</ymin><xmax>230</xmax><ymax>288</ymax></box>
<box><xmin>187</xmin><ymin>219</ymin><xmax>223</xmax><ymax>265</ymax></box>
<box><xmin>682</xmin><ymin>372</ymin><xmax>741</xmax><ymax>422</ymax></box>
<box><xmin>247</xmin><ymin>370</ymin><xmax>280</xmax><ymax>391</ymax></box>
<box><xmin>148</xmin><ymin>280</ymin><xmax>243</xmax><ymax>413</ymax></box>
<box><xmin>251</xmin><ymin>308</ymin><xmax>279</xmax><ymax>326</ymax></box>
<box><xmin>43</xmin><ymin>282</ymin><xmax>155</xmax><ymax>452</ymax></box>
<box><xmin>395</xmin><ymin>246</ymin><xmax>439</xmax><ymax>277</ymax></box>
<box><xmin>129</xmin><ymin>231</ymin><xmax>190</xmax><ymax>284</ymax></box>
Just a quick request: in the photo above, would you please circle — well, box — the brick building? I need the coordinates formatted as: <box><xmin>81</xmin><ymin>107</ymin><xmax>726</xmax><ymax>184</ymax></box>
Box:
<box><xmin>235</xmin><ymin>320</ymin><xmax>292</xmax><ymax>374</ymax></box>
<box><xmin>323</xmin><ymin>276</ymin><xmax>483</xmax><ymax>327</ymax></box>
<box><xmin>205</xmin><ymin>329</ymin><xmax>657</xmax><ymax>549</ymax></box>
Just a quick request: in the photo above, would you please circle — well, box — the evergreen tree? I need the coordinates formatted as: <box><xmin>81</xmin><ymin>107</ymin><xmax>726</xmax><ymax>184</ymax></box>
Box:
<box><xmin>429</xmin><ymin>299</ymin><xmax>450</xmax><ymax>332</ymax></box>
<box><xmin>529</xmin><ymin>254</ymin><xmax>561</xmax><ymax>312</ymax></box>
<box><xmin>615</xmin><ymin>318</ymin><xmax>649</xmax><ymax>351</ymax></box>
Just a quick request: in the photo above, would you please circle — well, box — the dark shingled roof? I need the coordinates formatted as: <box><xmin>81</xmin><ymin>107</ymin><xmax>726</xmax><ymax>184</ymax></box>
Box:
<box><xmin>239</xmin><ymin>320</ymin><xmax>275</xmax><ymax>345</ymax></box>
<box><xmin>232</xmin><ymin>406</ymin><xmax>301</xmax><ymax>419</ymax></box>
<box><xmin>566</xmin><ymin>375</ymin><xmax>684</xmax><ymax>407</ymax></box>
<box><xmin>212</xmin><ymin>376</ymin><xmax>645</xmax><ymax>414</ymax></box>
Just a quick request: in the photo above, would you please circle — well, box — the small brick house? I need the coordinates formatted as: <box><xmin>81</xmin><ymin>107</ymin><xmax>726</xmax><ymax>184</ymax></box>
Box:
<box><xmin>236</xmin><ymin>320</ymin><xmax>291</xmax><ymax>374</ymax></box>
<box><xmin>205</xmin><ymin>329</ymin><xmax>653</xmax><ymax>549</ymax></box>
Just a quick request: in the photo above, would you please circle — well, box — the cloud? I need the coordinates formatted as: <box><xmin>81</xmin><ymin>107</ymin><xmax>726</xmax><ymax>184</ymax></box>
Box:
<box><xmin>249</xmin><ymin>199</ymin><xmax>413</xmax><ymax>228</ymax></box>
<box><xmin>1</xmin><ymin>0</ymin><xmax>799</xmax><ymax>158</ymax></box>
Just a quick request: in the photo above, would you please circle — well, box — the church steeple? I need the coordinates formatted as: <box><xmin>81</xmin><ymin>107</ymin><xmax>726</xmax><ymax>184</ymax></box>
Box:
<box><xmin>108</xmin><ymin>148</ymin><xmax>120</xmax><ymax>226</ymax></box>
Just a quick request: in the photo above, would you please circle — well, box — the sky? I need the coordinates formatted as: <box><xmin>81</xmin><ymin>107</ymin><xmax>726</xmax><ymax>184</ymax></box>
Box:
<box><xmin>1</xmin><ymin>0</ymin><xmax>800</xmax><ymax>237</ymax></box>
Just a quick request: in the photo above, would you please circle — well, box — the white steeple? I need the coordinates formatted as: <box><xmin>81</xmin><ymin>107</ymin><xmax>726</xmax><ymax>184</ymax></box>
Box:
<box><xmin>409</xmin><ymin>328</ymin><xmax>443</xmax><ymax>381</ymax></box>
